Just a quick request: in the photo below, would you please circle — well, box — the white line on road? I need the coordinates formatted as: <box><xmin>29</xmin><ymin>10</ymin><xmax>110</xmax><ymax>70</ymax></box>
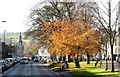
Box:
<box><xmin>28</xmin><ymin>62</ymin><xmax>31</xmax><ymax>75</ymax></box>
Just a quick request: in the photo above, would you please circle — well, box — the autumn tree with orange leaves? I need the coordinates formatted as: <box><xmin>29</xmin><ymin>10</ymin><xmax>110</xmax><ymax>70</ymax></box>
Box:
<box><xmin>42</xmin><ymin>19</ymin><xmax>100</xmax><ymax>66</ymax></box>
<box><xmin>26</xmin><ymin>1</ymin><xmax>100</xmax><ymax>67</ymax></box>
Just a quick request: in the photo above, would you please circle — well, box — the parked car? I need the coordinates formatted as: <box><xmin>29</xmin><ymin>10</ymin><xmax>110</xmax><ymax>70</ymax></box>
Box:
<box><xmin>16</xmin><ymin>57</ymin><xmax>21</xmax><ymax>63</ymax></box>
<box><xmin>113</xmin><ymin>54</ymin><xmax>118</xmax><ymax>60</ymax></box>
<box><xmin>96</xmin><ymin>54</ymin><xmax>102</xmax><ymax>60</ymax></box>
<box><xmin>27</xmin><ymin>57</ymin><xmax>31</xmax><ymax>61</ymax></box>
<box><xmin>34</xmin><ymin>58</ymin><xmax>39</xmax><ymax>62</ymax></box>
<box><xmin>41</xmin><ymin>56</ymin><xmax>50</xmax><ymax>63</ymax></box>
<box><xmin>116</xmin><ymin>55</ymin><xmax>120</xmax><ymax>63</ymax></box>
<box><xmin>5</xmin><ymin>58</ymin><xmax>14</xmax><ymax>68</ymax></box>
<box><xmin>20</xmin><ymin>58</ymin><xmax>28</xmax><ymax>64</ymax></box>
<box><xmin>4</xmin><ymin>60</ymin><xmax>11</xmax><ymax>69</ymax></box>
<box><xmin>11</xmin><ymin>58</ymin><xmax>18</xmax><ymax>66</ymax></box>
<box><xmin>0</xmin><ymin>60</ymin><xmax>7</xmax><ymax>73</ymax></box>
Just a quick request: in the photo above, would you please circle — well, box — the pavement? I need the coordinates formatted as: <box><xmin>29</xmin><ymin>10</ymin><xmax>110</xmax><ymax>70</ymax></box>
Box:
<box><xmin>100</xmin><ymin>60</ymin><xmax>120</xmax><ymax>71</ymax></box>
<box><xmin>47</xmin><ymin>63</ymin><xmax>75</xmax><ymax>77</ymax></box>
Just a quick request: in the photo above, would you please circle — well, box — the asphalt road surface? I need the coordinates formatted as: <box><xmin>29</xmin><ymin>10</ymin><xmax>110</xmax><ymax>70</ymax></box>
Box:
<box><xmin>1</xmin><ymin>61</ymin><xmax>60</xmax><ymax>77</ymax></box>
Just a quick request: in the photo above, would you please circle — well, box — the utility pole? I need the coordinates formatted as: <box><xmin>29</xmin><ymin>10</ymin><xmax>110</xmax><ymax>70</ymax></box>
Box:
<box><xmin>2</xmin><ymin>21</ymin><xmax>6</xmax><ymax>43</ymax></box>
<box><xmin>3</xmin><ymin>30</ymin><xmax>6</xmax><ymax>43</ymax></box>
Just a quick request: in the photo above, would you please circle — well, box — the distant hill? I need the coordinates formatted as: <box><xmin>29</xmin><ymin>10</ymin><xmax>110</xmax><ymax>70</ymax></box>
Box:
<box><xmin>0</xmin><ymin>32</ymin><xmax>25</xmax><ymax>39</ymax></box>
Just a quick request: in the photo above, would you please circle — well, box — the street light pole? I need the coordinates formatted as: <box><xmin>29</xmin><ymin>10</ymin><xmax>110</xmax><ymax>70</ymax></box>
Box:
<box><xmin>2</xmin><ymin>21</ymin><xmax>6</xmax><ymax>43</ymax></box>
<box><xmin>3</xmin><ymin>30</ymin><xmax>6</xmax><ymax>43</ymax></box>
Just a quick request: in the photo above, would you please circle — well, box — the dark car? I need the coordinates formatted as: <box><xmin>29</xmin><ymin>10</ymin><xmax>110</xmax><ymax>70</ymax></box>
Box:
<box><xmin>34</xmin><ymin>58</ymin><xmax>39</xmax><ymax>62</ymax></box>
<box><xmin>113</xmin><ymin>54</ymin><xmax>117</xmax><ymax>60</ymax></box>
<box><xmin>20</xmin><ymin>58</ymin><xmax>28</xmax><ymax>64</ymax></box>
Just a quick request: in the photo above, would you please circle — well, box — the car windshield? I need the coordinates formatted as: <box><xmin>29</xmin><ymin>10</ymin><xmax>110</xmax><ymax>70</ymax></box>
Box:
<box><xmin>21</xmin><ymin>58</ymin><xmax>27</xmax><ymax>60</ymax></box>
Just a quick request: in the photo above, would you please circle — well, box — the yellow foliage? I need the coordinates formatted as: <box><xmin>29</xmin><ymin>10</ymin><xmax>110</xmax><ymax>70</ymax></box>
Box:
<box><xmin>41</xmin><ymin>19</ymin><xmax>100</xmax><ymax>56</ymax></box>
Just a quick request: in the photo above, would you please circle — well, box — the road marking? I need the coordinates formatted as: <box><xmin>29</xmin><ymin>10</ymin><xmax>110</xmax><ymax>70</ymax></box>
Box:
<box><xmin>28</xmin><ymin>62</ymin><xmax>31</xmax><ymax>75</ymax></box>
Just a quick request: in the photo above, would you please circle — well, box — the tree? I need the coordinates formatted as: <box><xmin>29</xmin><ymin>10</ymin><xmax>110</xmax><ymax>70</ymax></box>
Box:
<box><xmin>29</xmin><ymin>40</ymin><xmax>40</xmax><ymax>55</ymax></box>
<box><xmin>46</xmin><ymin>19</ymin><xmax>100</xmax><ymax>67</ymax></box>
<box><xmin>25</xmin><ymin>1</ymin><xmax>76</xmax><ymax>50</ymax></box>
<box><xmin>98</xmin><ymin>28</ymin><xmax>109</xmax><ymax>70</ymax></box>
<box><xmin>26</xmin><ymin>0</ymin><xmax>100</xmax><ymax>67</ymax></box>
<box><xmin>2</xmin><ymin>42</ymin><xmax>11</xmax><ymax>58</ymax></box>
<box><xmin>80</xmin><ymin>29</ymin><xmax>101</xmax><ymax>64</ymax></box>
<box><xmin>90</xmin><ymin>0</ymin><xmax>119</xmax><ymax>72</ymax></box>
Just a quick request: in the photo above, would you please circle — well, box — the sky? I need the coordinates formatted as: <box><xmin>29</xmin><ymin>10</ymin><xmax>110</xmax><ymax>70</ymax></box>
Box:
<box><xmin>0</xmin><ymin>0</ymin><xmax>43</xmax><ymax>33</ymax></box>
<box><xmin>0</xmin><ymin>0</ymin><xmax>119</xmax><ymax>33</ymax></box>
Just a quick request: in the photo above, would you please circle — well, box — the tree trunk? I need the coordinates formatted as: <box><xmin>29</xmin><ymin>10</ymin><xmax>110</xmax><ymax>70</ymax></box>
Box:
<box><xmin>105</xmin><ymin>56</ymin><xmax>108</xmax><ymax>70</ymax></box>
<box><xmin>62</xmin><ymin>56</ymin><xmax>66</xmax><ymax>62</ymax></box>
<box><xmin>111</xmin><ymin>44</ymin><xmax>114</xmax><ymax>72</ymax></box>
<box><xmin>87</xmin><ymin>53</ymin><xmax>90</xmax><ymax>64</ymax></box>
<box><xmin>105</xmin><ymin>43</ymin><xmax>108</xmax><ymax>71</ymax></box>
<box><xmin>95</xmin><ymin>58</ymin><xmax>99</xmax><ymax>67</ymax></box>
<box><xmin>108</xmin><ymin>1</ymin><xmax>114</xmax><ymax>72</ymax></box>
<box><xmin>75</xmin><ymin>55</ymin><xmax>80</xmax><ymax>68</ymax></box>
<box><xmin>59</xmin><ymin>55</ymin><xmax>62</xmax><ymax>62</ymax></box>
<box><xmin>62</xmin><ymin>55</ymin><xmax>69</xmax><ymax>68</ymax></box>
<box><xmin>52</xmin><ymin>54</ymin><xmax>57</xmax><ymax>63</ymax></box>
<box><xmin>68</xmin><ymin>55</ymin><xmax>72</xmax><ymax>62</ymax></box>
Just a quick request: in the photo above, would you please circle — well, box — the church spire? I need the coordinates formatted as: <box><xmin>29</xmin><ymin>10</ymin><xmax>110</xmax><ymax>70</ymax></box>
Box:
<box><xmin>19</xmin><ymin>32</ymin><xmax>23</xmax><ymax>45</ymax></box>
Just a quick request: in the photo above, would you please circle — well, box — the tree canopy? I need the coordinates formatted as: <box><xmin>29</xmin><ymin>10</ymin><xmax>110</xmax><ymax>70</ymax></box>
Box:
<box><xmin>26</xmin><ymin>1</ymin><xmax>101</xmax><ymax>57</ymax></box>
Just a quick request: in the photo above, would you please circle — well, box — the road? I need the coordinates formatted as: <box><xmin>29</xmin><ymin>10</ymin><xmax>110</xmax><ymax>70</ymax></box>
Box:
<box><xmin>1</xmin><ymin>61</ymin><xmax>61</xmax><ymax>77</ymax></box>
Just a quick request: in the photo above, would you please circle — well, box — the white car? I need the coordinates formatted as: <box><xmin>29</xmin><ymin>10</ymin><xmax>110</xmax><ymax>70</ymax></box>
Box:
<box><xmin>20</xmin><ymin>58</ymin><xmax>28</xmax><ymax>64</ymax></box>
<box><xmin>42</xmin><ymin>56</ymin><xmax>50</xmax><ymax>63</ymax></box>
<box><xmin>116</xmin><ymin>56</ymin><xmax>120</xmax><ymax>63</ymax></box>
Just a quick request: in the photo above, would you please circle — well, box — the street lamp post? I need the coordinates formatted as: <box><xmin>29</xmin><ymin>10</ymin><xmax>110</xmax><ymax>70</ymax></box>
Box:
<box><xmin>2</xmin><ymin>21</ymin><xmax>6</xmax><ymax>43</ymax></box>
<box><xmin>3</xmin><ymin>30</ymin><xmax>6</xmax><ymax>43</ymax></box>
<box><xmin>2</xmin><ymin>21</ymin><xmax>6</xmax><ymax>23</ymax></box>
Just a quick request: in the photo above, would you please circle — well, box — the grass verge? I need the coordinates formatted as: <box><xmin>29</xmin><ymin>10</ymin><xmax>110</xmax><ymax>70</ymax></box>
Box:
<box><xmin>51</xmin><ymin>61</ymin><xmax>120</xmax><ymax>77</ymax></box>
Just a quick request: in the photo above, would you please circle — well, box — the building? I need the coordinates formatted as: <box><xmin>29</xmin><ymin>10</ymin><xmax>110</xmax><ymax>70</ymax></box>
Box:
<box><xmin>99</xmin><ymin>1</ymin><xmax>120</xmax><ymax>59</ymax></box>
<box><xmin>16</xmin><ymin>33</ymin><xmax>24</xmax><ymax>57</ymax></box>
<box><xmin>117</xmin><ymin>1</ymin><xmax>120</xmax><ymax>55</ymax></box>
<box><xmin>38</xmin><ymin>46</ymin><xmax>50</xmax><ymax>61</ymax></box>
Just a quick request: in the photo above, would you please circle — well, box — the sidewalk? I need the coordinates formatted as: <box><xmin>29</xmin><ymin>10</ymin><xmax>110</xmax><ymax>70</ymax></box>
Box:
<box><xmin>47</xmin><ymin>63</ymin><xmax>75</xmax><ymax>77</ymax></box>
<box><xmin>53</xmin><ymin>68</ymin><xmax>75</xmax><ymax>77</ymax></box>
<box><xmin>100</xmin><ymin>60</ymin><xmax>120</xmax><ymax>72</ymax></box>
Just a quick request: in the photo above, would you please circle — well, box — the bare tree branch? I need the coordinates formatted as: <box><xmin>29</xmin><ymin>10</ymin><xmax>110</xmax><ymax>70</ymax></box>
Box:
<box><xmin>100</xmin><ymin>1</ymin><xmax>108</xmax><ymax>10</ymax></box>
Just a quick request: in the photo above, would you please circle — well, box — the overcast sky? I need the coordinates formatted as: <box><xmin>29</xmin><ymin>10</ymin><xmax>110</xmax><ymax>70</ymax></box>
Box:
<box><xmin>0</xmin><ymin>0</ymin><xmax>43</xmax><ymax>33</ymax></box>
<box><xmin>0</xmin><ymin>0</ymin><xmax>119</xmax><ymax>33</ymax></box>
